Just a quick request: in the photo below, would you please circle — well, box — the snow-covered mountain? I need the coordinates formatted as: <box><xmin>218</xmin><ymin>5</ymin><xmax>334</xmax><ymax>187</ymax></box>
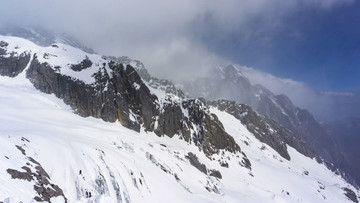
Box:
<box><xmin>0</xmin><ymin>35</ymin><xmax>359</xmax><ymax>202</ymax></box>
<box><xmin>181</xmin><ymin>64</ymin><xmax>357</xmax><ymax>186</ymax></box>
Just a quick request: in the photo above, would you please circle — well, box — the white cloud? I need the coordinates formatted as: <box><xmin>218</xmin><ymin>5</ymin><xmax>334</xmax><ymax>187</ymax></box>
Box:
<box><xmin>0</xmin><ymin>1</ymin><xmax>357</xmax><ymax>121</ymax></box>
<box><xmin>0</xmin><ymin>0</ymin><xmax>354</xmax><ymax>82</ymax></box>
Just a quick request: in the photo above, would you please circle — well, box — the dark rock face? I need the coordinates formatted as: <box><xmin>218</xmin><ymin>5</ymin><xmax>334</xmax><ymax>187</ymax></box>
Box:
<box><xmin>0</xmin><ymin>40</ymin><xmax>9</xmax><ymax>47</ymax></box>
<box><xmin>259</xmin><ymin>92</ymin><xmax>341</xmax><ymax>164</ymax></box>
<box><xmin>0</xmin><ymin>38</ymin><xmax>244</xmax><ymax>168</ymax></box>
<box><xmin>183</xmin><ymin>99</ymin><xmax>240</xmax><ymax>156</ymax></box>
<box><xmin>26</xmin><ymin>57</ymin><xmax>158</xmax><ymax>133</ymax></box>
<box><xmin>21</xmin><ymin>55</ymin><xmax>240</xmax><ymax>158</ymax></box>
<box><xmin>343</xmin><ymin>187</ymin><xmax>359</xmax><ymax>203</ymax></box>
<box><xmin>202</xmin><ymin>113</ymin><xmax>239</xmax><ymax>156</ymax></box>
<box><xmin>70</xmin><ymin>56</ymin><xmax>92</xmax><ymax>71</ymax></box>
<box><xmin>7</xmin><ymin>144</ymin><xmax>67</xmax><ymax>202</ymax></box>
<box><xmin>185</xmin><ymin>153</ymin><xmax>223</xmax><ymax>179</ymax></box>
<box><xmin>155</xmin><ymin>102</ymin><xmax>191</xmax><ymax>140</ymax></box>
<box><xmin>186</xmin><ymin>152</ymin><xmax>207</xmax><ymax>174</ymax></box>
<box><xmin>184</xmin><ymin>66</ymin><xmax>333</xmax><ymax>160</ymax></box>
<box><xmin>208</xmin><ymin>100</ymin><xmax>316</xmax><ymax>160</ymax></box>
<box><xmin>183</xmin><ymin>65</ymin><xmax>360</xmax><ymax>186</ymax></box>
<box><xmin>0</xmin><ymin>46</ymin><xmax>31</xmax><ymax>77</ymax></box>
<box><xmin>106</xmin><ymin>56</ymin><xmax>186</xmax><ymax>98</ymax></box>
<box><xmin>155</xmin><ymin>98</ymin><xmax>241</xmax><ymax>157</ymax></box>
<box><xmin>7</xmin><ymin>167</ymin><xmax>33</xmax><ymax>182</ymax></box>
<box><xmin>209</xmin><ymin>170</ymin><xmax>222</xmax><ymax>179</ymax></box>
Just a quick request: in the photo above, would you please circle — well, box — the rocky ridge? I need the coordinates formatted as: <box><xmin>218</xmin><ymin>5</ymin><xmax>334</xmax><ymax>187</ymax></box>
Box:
<box><xmin>0</xmin><ymin>35</ymin><xmax>359</xmax><ymax>202</ymax></box>
<box><xmin>182</xmin><ymin>64</ymin><xmax>357</xmax><ymax>186</ymax></box>
<box><xmin>0</xmin><ymin>37</ymin><xmax>242</xmax><ymax>161</ymax></box>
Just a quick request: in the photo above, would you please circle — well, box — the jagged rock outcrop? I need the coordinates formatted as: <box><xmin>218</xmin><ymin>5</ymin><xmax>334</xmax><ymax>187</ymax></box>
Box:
<box><xmin>7</xmin><ymin>144</ymin><xmax>67</xmax><ymax>202</ymax></box>
<box><xmin>106</xmin><ymin>56</ymin><xmax>186</xmax><ymax>98</ymax></box>
<box><xmin>0</xmin><ymin>41</ymin><xmax>31</xmax><ymax>77</ymax></box>
<box><xmin>0</xmin><ymin>49</ymin><xmax>240</xmax><ymax>158</ymax></box>
<box><xmin>1</xmin><ymin>35</ymin><xmax>360</xmax><ymax>202</ymax></box>
<box><xmin>70</xmin><ymin>56</ymin><xmax>92</xmax><ymax>71</ymax></box>
<box><xmin>183</xmin><ymin>64</ymin><xmax>358</xmax><ymax>185</ymax></box>
<box><xmin>155</xmin><ymin>98</ymin><xmax>241</xmax><ymax>157</ymax></box>
<box><xmin>208</xmin><ymin>100</ymin><xmax>316</xmax><ymax>160</ymax></box>
<box><xmin>26</xmin><ymin>56</ymin><xmax>158</xmax><ymax>132</ymax></box>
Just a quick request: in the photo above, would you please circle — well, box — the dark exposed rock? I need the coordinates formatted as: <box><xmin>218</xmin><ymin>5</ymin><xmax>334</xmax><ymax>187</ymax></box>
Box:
<box><xmin>208</xmin><ymin>100</ymin><xmax>316</xmax><ymax>160</ymax></box>
<box><xmin>0</xmin><ymin>40</ymin><xmax>9</xmax><ymax>47</ymax></box>
<box><xmin>209</xmin><ymin>170</ymin><xmax>222</xmax><ymax>179</ymax></box>
<box><xmin>7</xmin><ymin>168</ymin><xmax>33</xmax><ymax>182</ymax></box>
<box><xmin>26</xmin><ymin>57</ymin><xmax>158</xmax><ymax>133</ymax></box>
<box><xmin>182</xmin><ymin>65</ymin><xmax>359</xmax><ymax>186</ymax></box>
<box><xmin>220</xmin><ymin>162</ymin><xmax>229</xmax><ymax>168</ymax></box>
<box><xmin>70</xmin><ymin>56</ymin><xmax>92</xmax><ymax>71</ymax></box>
<box><xmin>107</xmin><ymin>56</ymin><xmax>186</xmax><ymax>98</ymax></box>
<box><xmin>184</xmin><ymin>99</ymin><xmax>241</xmax><ymax>156</ymax></box>
<box><xmin>1</xmin><ymin>44</ymin><xmax>243</xmax><ymax>160</ymax></box>
<box><xmin>7</xmin><ymin>144</ymin><xmax>67</xmax><ymax>202</ymax></box>
<box><xmin>241</xmin><ymin>153</ymin><xmax>252</xmax><ymax>170</ymax></box>
<box><xmin>343</xmin><ymin>187</ymin><xmax>359</xmax><ymax>203</ymax></box>
<box><xmin>0</xmin><ymin>49</ymin><xmax>31</xmax><ymax>77</ymax></box>
<box><xmin>21</xmin><ymin>137</ymin><xmax>30</xmax><ymax>142</ymax></box>
<box><xmin>154</xmin><ymin>98</ymin><xmax>241</xmax><ymax>157</ymax></box>
<box><xmin>155</xmin><ymin>102</ymin><xmax>190</xmax><ymax>141</ymax></box>
<box><xmin>16</xmin><ymin>145</ymin><xmax>26</xmax><ymax>155</ymax></box>
<box><xmin>186</xmin><ymin>152</ymin><xmax>207</xmax><ymax>174</ymax></box>
<box><xmin>202</xmin><ymin>113</ymin><xmax>239</xmax><ymax>156</ymax></box>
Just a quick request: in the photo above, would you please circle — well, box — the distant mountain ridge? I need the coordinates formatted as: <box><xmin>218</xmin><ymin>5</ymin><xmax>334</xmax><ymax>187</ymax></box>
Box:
<box><xmin>182</xmin><ymin>64</ymin><xmax>358</xmax><ymax>187</ymax></box>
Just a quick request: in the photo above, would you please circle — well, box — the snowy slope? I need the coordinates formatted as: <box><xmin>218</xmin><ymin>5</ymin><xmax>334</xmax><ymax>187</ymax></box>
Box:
<box><xmin>0</xmin><ymin>35</ymin><xmax>359</xmax><ymax>202</ymax></box>
<box><xmin>182</xmin><ymin>64</ymin><xmax>352</xmax><ymax>186</ymax></box>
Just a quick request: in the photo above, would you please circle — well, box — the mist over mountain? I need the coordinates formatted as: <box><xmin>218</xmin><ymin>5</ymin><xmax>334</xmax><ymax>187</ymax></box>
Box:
<box><xmin>180</xmin><ymin>64</ymin><xmax>360</xmax><ymax>187</ymax></box>
<box><xmin>1</xmin><ymin>0</ymin><xmax>359</xmax><ymax>92</ymax></box>
<box><xmin>232</xmin><ymin>65</ymin><xmax>360</xmax><ymax>122</ymax></box>
<box><xmin>0</xmin><ymin>34</ymin><xmax>359</xmax><ymax>202</ymax></box>
<box><xmin>0</xmin><ymin>0</ymin><xmax>359</xmax><ymax>202</ymax></box>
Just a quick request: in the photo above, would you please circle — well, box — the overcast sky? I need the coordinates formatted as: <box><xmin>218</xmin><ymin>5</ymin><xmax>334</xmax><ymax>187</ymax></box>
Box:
<box><xmin>0</xmin><ymin>0</ymin><xmax>359</xmax><ymax>92</ymax></box>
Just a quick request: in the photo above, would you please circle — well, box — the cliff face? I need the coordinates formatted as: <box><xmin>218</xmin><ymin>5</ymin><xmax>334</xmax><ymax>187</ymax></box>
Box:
<box><xmin>0</xmin><ymin>36</ymin><xmax>335</xmax><ymax>165</ymax></box>
<box><xmin>1</xmin><ymin>35</ymin><xmax>359</xmax><ymax>203</ymax></box>
<box><xmin>27</xmin><ymin>58</ymin><xmax>158</xmax><ymax>132</ymax></box>
<box><xmin>0</xmin><ymin>37</ymin><xmax>242</xmax><ymax>161</ymax></box>
<box><xmin>208</xmin><ymin>100</ymin><xmax>316</xmax><ymax>161</ymax></box>
<box><xmin>182</xmin><ymin>64</ymin><xmax>354</xmax><ymax>183</ymax></box>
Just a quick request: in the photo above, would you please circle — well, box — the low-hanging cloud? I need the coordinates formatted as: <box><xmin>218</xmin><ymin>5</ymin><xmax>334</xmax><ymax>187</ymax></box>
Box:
<box><xmin>1</xmin><ymin>0</ymin><xmax>356</xmax><ymax>121</ymax></box>
<box><xmin>237</xmin><ymin>65</ymin><xmax>360</xmax><ymax>122</ymax></box>
<box><xmin>0</xmin><ymin>0</ymin><xmax>353</xmax><ymax>80</ymax></box>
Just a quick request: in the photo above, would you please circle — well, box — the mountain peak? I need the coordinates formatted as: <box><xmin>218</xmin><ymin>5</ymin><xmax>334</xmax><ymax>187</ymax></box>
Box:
<box><xmin>1</xmin><ymin>34</ymin><xmax>359</xmax><ymax>202</ymax></box>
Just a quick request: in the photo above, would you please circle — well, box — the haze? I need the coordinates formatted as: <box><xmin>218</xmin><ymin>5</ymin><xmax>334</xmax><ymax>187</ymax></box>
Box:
<box><xmin>0</xmin><ymin>0</ymin><xmax>359</xmax><ymax>121</ymax></box>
